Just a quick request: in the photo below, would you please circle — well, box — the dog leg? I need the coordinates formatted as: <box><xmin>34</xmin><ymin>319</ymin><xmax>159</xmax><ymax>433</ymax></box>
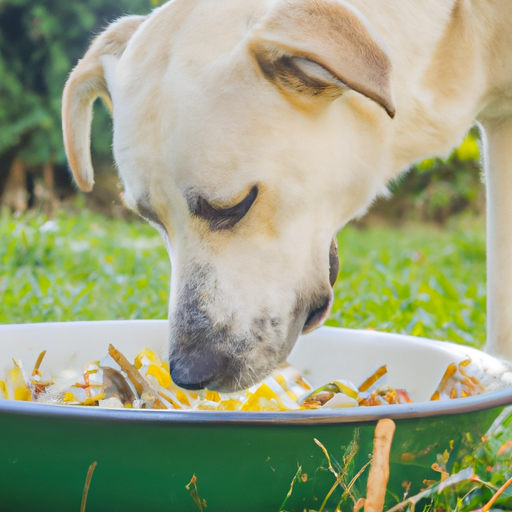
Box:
<box><xmin>483</xmin><ymin>117</ymin><xmax>512</xmax><ymax>360</ymax></box>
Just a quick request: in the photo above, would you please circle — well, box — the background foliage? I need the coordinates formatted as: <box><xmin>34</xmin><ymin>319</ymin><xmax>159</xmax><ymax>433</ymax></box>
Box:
<box><xmin>0</xmin><ymin>0</ymin><xmax>160</xmax><ymax>204</ymax></box>
<box><xmin>0</xmin><ymin>0</ymin><xmax>157</xmax><ymax>164</ymax></box>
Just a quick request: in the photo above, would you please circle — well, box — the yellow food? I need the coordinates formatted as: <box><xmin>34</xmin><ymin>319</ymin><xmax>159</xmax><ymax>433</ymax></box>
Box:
<box><xmin>0</xmin><ymin>347</ymin><xmax>501</xmax><ymax>411</ymax></box>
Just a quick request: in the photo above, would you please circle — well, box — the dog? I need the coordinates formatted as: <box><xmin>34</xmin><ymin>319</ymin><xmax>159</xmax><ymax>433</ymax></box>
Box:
<box><xmin>62</xmin><ymin>0</ymin><xmax>512</xmax><ymax>392</ymax></box>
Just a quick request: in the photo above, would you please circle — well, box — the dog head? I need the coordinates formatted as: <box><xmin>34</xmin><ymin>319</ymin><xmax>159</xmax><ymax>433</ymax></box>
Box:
<box><xmin>62</xmin><ymin>0</ymin><xmax>395</xmax><ymax>391</ymax></box>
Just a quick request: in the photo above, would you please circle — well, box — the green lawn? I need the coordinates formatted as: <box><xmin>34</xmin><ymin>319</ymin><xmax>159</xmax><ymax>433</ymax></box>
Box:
<box><xmin>328</xmin><ymin>216</ymin><xmax>486</xmax><ymax>348</ymax></box>
<box><xmin>0</xmin><ymin>208</ymin><xmax>486</xmax><ymax>350</ymax></box>
<box><xmin>2</xmin><ymin>208</ymin><xmax>512</xmax><ymax>511</ymax></box>
<box><xmin>0</xmin><ymin>208</ymin><xmax>171</xmax><ymax>323</ymax></box>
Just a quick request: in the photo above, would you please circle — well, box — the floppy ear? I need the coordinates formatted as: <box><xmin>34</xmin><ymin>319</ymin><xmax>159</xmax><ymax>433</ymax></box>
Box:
<box><xmin>62</xmin><ymin>16</ymin><xmax>146</xmax><ymax>192</ymax></box>
<box><xmin>248</xmin><ymin>0</ymin><xmax>395</xmax><ymax>118</ymax></box>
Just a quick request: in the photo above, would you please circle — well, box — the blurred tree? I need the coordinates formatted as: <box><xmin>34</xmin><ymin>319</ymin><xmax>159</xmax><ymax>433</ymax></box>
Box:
<box><xmin>366</xmin><ymin>129</ymin><xmax>485</xmax><ymax>225</ymax></box>
<box><xmin>0</xmin><ymin>0</ymin><xmax>155</xmax><ymax>202</ymax></box>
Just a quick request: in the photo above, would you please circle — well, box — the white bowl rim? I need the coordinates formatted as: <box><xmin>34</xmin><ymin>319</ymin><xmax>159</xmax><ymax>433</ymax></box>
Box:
<box><xmin>0</xmin><ymin>385</ymin><xmax>512</xmax><ymax>424</ymax></box>
<box><xmin>0</xmin><ymin>321</ymin><xmax>511</xmax><ymax>424</ymax></box>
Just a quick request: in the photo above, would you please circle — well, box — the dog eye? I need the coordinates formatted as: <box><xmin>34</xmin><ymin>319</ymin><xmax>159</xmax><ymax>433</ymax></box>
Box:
<box><xmin>190</xmin><ymin>185</ymin><xmax>258</xmax><ymax>231</ymax></box>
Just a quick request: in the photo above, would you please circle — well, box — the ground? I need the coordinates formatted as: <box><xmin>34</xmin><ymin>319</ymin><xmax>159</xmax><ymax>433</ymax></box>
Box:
<box><xmin>0</xmin><ymin>208</ymin><xmax>486</xmax><ymax>349</ymax></box>
<box><xmin>1</xmin><ymin>208</ymin><xmax>511</xmax><ymax>511</ymax></box>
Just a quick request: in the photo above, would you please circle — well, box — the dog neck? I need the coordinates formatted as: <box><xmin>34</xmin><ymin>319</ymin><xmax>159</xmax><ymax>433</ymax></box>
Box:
<box><xmin>347</xmin><ymin>0</ymin><xmax>512</xmax><ymax>179</ymax></box>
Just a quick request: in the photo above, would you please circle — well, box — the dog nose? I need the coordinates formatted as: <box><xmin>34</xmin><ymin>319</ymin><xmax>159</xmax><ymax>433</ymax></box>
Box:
<box><xmin>302</xmin><ymin>294</ymin><xmax>333</xmax><ymax>333</ymax></box>
<box><xmin>169</xmin><ymin>350</ymin><xmax>223</xmax><ymax>390</ymax></box>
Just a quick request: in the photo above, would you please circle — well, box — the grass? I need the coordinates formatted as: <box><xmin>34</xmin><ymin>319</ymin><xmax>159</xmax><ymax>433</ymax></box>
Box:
<box><xmin>0</xmin><ymin>208</ymin><xmax>486</xmax><ymax>349</ymax></box>
<box><xmin>327</xmin><ymin>216</ymin><xmax>486</xmax><ymax>349</ymax></box>
<box><xmin>2</xmin><ymin>207</ymin><xmax>510</xmax><ymax>512</ymax></box>
<box><xmin>0</xmin><ymin>208</ymin><xmax>170</xmax><ymax>323</ymax></box>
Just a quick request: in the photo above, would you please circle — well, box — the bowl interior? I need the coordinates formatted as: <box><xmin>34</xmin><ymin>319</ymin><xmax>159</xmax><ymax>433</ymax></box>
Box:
<box><xmin>0</xmin><ymin>320</ymin><xmax>504</xmax><ymax>403</ymax></box>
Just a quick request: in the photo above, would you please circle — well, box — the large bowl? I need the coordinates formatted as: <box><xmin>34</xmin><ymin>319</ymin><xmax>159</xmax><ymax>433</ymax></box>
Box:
<box><xmin>1</xmin><ymin>321</ymin><xmax>511</xmax><ymax>512</ymax></box>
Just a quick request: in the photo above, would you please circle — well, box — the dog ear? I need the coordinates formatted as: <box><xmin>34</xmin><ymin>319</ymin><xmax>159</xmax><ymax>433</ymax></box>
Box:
<box><xmin>62</xmin><ymin>16</ymin><xmax>146</xmax><ymax>192</ymax></box>
<box><xmin>248</xmin><ymin>0</ymin><xmax>395</xmax><ymax>118</ymax></box>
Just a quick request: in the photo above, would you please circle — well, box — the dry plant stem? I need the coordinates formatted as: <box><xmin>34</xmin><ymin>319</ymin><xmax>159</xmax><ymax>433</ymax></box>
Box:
<box><xmin>314</xmin><ymin>438</ymin><xmax>336</xmax><ymax>477</ymax></box>
<box><xmin>364</xmin><ymin>419</ymin><xmax>396</xmax><ymax>512</ymax></box>
<box><xmin>279</xmin><ymin>465</ymin><xmax>302</xmax><ymax>511</ymax></box>
<box><xmin>346</xmin><ymin>460</ymin><xmax>373</xmax><ymax>497</ymax></box>
<box><xmin>31</xmin><ymin>350</ymin><xmax>46</xmax><ymax>376</ymax></box>
<box><xmin>315</xmin><ymin>440</ymin><xmax>368</xmax><ymax>512</ymax></box>
<box><xmin>108</xmin><ymin>344</ymin><xmax>147</xmax><ymax>395</ymax></box>
<box><xmin>469</xmin><ymin>474</ymin><xmax>499</xmax><ymax>492</ymax></box>
<box><xmin>315</xmin><ymin>438</ymin><xmax>345</xmax><ymax>512</ymax></box>
<box><xmin>186</xmin><ymin>474</ymin><xmax>206</xmax><ymax>512</ymax></box>
<box><xmin>354</xmin><ymin>497</ymin><xmax>366</xmax><ymax>512</ymax></box>
<box><xmin>334</xmin><ymin>459</ymin><xmax>373</xmax><ymax>512</ymax></box>
<box><xmin>481</xmin><ymin>474</ymin><xmax>512</xmax><ymax>512</ymax></box>
<box><xmin>108</xmin><ymin>344</ymin><xmax>167</xmax><ymax>409</ymax></box>
<box><xmin>315</xmin><ymin>437</ymin><xmax>372</xmax><ymax>511</ymax></box>
<box><xmin>80</xmin><ymin>461</ymin><xmax>98</xmax><ymax>512</ymax></box>
<box><xmin>319</xmin><ymin>475</ymin><xmax>344</xmax><ymax>512</ymax></box>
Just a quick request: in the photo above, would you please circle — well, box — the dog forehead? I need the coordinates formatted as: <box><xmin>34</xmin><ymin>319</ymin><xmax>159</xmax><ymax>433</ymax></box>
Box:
<box><xmin>114</xmin><ymin>78</ymin><xmax>280</xmax><ymax>202</ymax></box>
<box><xmin>123</xmin><ymin>0</ymin><xmax>267</xmax><ymax>67</ymax></box>
<box><xmin>112</xmin><ymin>0</ymin><xmax>385</xmax><ymax>213</ymax></box>
<box><xmin>112</xmin><ymin>0</ymin><xmax>282</xmax><ymax>181</ymax></box>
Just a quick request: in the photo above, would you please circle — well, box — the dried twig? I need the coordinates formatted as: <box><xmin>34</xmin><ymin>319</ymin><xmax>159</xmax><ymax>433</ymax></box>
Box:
<box><xmin>108</xmin><ymin>344</ymin><xmax>148</xmax><ymax>395</ymax></box>
<box><xmin>80</xmin><ymin>461</ymin><xmax>97</xmax><ymax>512</ymax></box>
<box><xmin>108</xmin><ymin>344</ymin><xmax>166</xmax><ymax>409</ymax></box>
<box><xmin>31</xmin><ymin>350</ymin><xmax>47</xmax><ymax>376</ymax></box>
<box><xmin>354</xmin><ymin>497</ymin><xmax>366</xmax><ymax>512</ymax></box>
<box><xmin>481</xmin><ymin>475</ymin><xmax>512</xmax><ymax>512</ymax></box>
<box><xmin>364</xmin><ymin>419</ymin><xmax>396</xmax><ymax>512</ymax></box>
<box><xmin>186</xmin><ymin>474</ymin><xmax>207</xmax><ymax>512</ymax></box>
<box><xmin>279</xmin><ymin>464</ymin><xmax>303</xmax><ymax>511</ymax></box>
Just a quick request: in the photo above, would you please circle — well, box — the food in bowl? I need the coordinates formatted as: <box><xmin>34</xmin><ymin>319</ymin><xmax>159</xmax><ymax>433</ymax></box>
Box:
<box><xmin>0</xmin><ymin>344</ymin><xmax>508</xmax><ymax>411</ymax></box>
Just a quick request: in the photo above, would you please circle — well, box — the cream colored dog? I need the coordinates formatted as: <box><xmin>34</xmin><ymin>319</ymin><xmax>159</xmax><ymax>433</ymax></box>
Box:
<box><xmin>62</xmin><ymin>0</ymin><xmax>512</xmax><ymax>392</ymax></box>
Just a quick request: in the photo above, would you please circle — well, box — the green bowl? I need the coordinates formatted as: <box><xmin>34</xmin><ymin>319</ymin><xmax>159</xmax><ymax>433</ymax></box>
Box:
<box><xmin>1</xmin><ymin>321</ymin><xmax>511</xmax><ymax>512</ymax></box>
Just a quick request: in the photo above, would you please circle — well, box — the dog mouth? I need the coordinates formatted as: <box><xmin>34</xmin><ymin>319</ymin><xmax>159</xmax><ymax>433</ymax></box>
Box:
<box><xmin>168</xmin><ymin>285</ymin><xmax>289</xmax><ymax>391</ymax></box>
<box><xmin>301</xmin><ymin>292</ymin><xmax>333</xmax><ymax>334</ymax></box>
<box><xmin>168</xmin><ymin>306</ymin><xmax>303</xmax><ymax>392</ymax></box>
<box><xmin>329</xmin><ymin>238</ymin><xmax>339</xmax><ymax>287</ymax></box>
<box><xmin>169</xmin><ymin>292</ymin><xmax>331</xmax><ymax>391</ymax></box>
<box><xmin>168</xmin><ymin>241</ymin><xmax>339</xmax><ymax>391</ymax></box>
<box><xmin>301</xmin><ymin>238</ymin><xmax>338</xmax><ymax>333</ymax></box>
